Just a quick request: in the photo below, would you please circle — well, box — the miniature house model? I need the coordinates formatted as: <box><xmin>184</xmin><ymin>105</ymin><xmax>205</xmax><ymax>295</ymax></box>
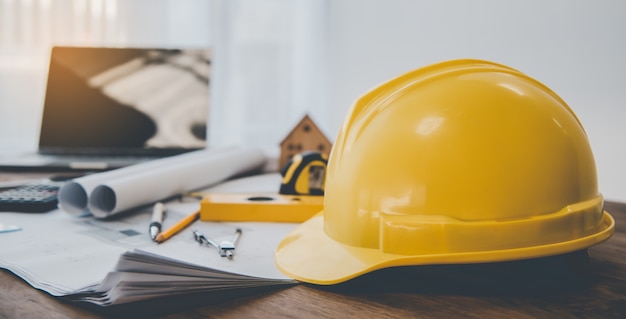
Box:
<box><xmin>279</xmin><ymin>114</ymin><xmax>333</xmax><ymax>170</ymax></box>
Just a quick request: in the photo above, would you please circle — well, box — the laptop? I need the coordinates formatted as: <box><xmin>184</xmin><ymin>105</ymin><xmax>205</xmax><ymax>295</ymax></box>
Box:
<box><xmin>0</xmin><ymin>46</ymin><xmax>211</xmax><ymax>171</ymax></box>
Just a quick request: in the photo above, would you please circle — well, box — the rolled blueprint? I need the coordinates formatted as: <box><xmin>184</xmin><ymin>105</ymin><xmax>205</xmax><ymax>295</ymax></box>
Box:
<box><xmin>58</xmin><ymin>147</ymin><xmax>266</xmax><ymax>218</ymax></box>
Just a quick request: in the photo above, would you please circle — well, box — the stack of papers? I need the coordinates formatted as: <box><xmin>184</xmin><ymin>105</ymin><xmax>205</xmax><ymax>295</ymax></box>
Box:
<box><xmin>68</xmin><ymin>250</ymin><xmax>292</xmax><ymax>305</ymax></box>
<box><xmin>0</xmin><ymin>174</ymin><xmax>299</xmax><ymax>306</ymax></box>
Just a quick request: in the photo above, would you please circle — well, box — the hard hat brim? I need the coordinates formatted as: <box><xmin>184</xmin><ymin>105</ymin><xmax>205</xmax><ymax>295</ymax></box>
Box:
<box><xmin>275</xmin><ymin>211</ymin><xmax>615</xmax><ymax>285</ymax></box>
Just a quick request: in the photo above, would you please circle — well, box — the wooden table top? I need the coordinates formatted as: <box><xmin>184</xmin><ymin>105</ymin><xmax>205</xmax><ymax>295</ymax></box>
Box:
<box><xmin>1</xmin><ymin>187</ymin><xmax>624</xmax><ymax>318</ymax></box>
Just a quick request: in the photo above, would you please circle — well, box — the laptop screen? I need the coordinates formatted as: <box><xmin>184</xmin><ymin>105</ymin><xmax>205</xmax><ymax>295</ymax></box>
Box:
<box><xmin>39</xmin><ymin>46</ymin><xmax>210</xmax><ymax>155</ymax></box>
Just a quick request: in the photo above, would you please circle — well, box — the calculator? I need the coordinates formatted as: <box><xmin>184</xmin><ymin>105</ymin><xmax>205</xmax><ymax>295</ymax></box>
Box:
<box><xmin>0</xmin><ymin>183</ymin><xmax>63</xmax><ymax>213</ymax></box>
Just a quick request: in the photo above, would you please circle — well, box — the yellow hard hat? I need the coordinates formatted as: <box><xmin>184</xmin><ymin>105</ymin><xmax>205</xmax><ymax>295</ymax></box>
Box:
<box><xmin>275</xmin><ymin>59</ymin><xmax>615</xmax><ymax>285</ymax></box>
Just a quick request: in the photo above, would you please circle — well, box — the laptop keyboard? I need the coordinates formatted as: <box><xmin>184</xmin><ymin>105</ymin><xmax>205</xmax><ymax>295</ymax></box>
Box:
<box><xmin>39</xmin><ymin>148</ymin><xmax>196</xmax><ymax>157</ymax></box>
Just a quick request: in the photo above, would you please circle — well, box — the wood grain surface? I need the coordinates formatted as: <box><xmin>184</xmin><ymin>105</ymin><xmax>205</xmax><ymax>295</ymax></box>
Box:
<box><xmin>1</xmin><ymin>195</ymin><xmax>624</xmax><ymax>318</ymax></box>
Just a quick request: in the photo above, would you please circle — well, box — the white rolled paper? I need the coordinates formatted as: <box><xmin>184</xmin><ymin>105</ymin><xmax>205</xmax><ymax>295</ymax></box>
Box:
<box><xmin>58</xmin><ymin>147</ymin><xmax>266</xmax><ymax>218</ymax></box>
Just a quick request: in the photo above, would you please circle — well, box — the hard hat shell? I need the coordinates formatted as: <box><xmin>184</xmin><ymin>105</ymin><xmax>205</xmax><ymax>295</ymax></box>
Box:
<box><xmin>275</xmin><ymin>59</ymin><xmax>614</xmax><ymax>285</ymax></box>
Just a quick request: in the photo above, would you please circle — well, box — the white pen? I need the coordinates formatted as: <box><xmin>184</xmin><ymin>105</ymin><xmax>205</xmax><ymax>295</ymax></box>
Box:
<box><xmin>149</xmin><ymin>202</ymin><xmax>166</xmax><ymax>242</ymax></box>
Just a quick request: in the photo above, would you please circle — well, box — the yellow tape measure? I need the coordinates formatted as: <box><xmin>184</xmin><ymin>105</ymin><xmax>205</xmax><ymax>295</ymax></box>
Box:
<box><xmin>200</xmin><ymin>151</ymin><xmax>328</xmax><ymax>223</ymax></box>
<box><xmin>279</xmin><ymin>151</ymin><xmax>328</xmax><ymax>196</ymax></box>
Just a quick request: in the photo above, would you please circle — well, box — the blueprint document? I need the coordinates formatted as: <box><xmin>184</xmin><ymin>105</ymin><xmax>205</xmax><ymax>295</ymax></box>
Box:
<box><xmin>0</xmin><ymin>174</ymin><xmax>298</xmax><ymax>306</ymax></box>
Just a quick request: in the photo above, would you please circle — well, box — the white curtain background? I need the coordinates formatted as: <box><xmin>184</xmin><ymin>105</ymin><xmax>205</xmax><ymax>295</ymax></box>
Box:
<box><xmin>0</xmin><ymin>0</ymin><xmax>211</xmax><ymax>59</ymax></box>
<box><xmin>208</xmin><ymin>0</ymin><xmax>329</xmax><ymax>159</ymax></box>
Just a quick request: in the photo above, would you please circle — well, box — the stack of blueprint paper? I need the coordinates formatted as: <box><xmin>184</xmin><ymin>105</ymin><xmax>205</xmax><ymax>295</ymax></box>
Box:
<box><xmin>0</xmin><ymin>173</ymin><xmax>298</xmax><ymax>306</ymax></box>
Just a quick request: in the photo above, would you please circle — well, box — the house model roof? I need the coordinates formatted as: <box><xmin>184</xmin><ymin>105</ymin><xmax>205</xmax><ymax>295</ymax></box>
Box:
<box><xmin>278</xmin><ymin>114</ymin><xmax>332</xmax><ymax>170</ymax></box>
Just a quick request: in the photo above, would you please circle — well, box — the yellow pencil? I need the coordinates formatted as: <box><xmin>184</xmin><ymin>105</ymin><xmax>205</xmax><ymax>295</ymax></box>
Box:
<box><xmin>155</xmin><ymin>209</ymin><xmax>200</xmax><ymax>243</ymax></box>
